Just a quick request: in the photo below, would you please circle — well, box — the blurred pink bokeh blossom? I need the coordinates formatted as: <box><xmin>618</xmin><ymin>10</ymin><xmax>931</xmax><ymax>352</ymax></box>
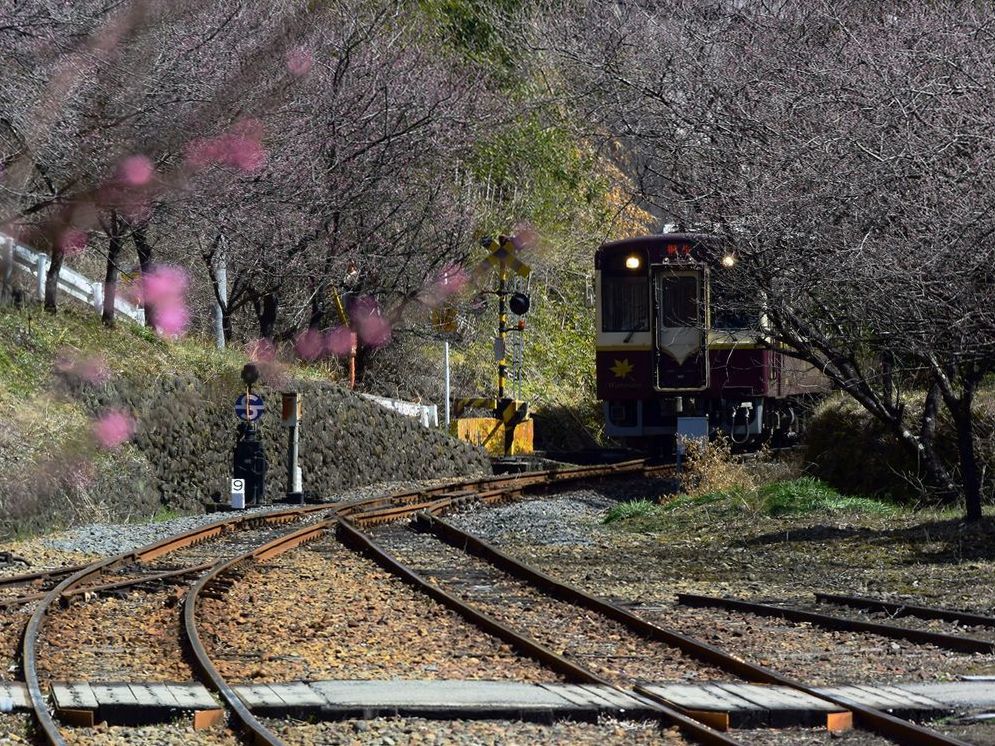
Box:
<box><xmin>423</xmin><ymin>262</ymin><xmax>469</xmax><ymax>305</ymax></box>
<box><xmin>352</xmin><ymin>297</ymin><xmax>392</xmax><ymax>347</ymax></box>
<box><xmin>92</xmin><ymin>410</ymin><xmax>135</xmax><ymax>449</ymax></box>
<box><xmin>154</xmin><ymin>303</ymin><xmax>190</xmax><ymax>339</ymax></box>
<box><xmin>117</xmin><ymin>155</ymin><xmax>154</xmax><ymax>187</ymax></box>
<box><xmin>287</xmin><ymin>48</ymin><xmax>314</xmax><ymax>76</ymax></box>
<box><xmin>59</xmin><ymin>229</ymin><xmax>88</xmax><ymax>257</ymax></box>
<box><xmin>131</xmin><ymin>266</ymin><xmax>190</xmax><ymax>339</ymax></box>
<box><xmin>55</xmin><ymin>350</ymin><xmax>112</xmax><ymax>385</ymax></box>
<box><xmin>184</xmin><ymin>120</ymin><xmax>267</xmax><ymax>173</ymax></box>
<box><xmin>324</xmin><ymin>326</ymin><xmax>357</xmax><ymax>358</ymax></box>
<box><xmin>245</xmin><ymin>338</ymin><xmax>277</xmax><ymax>362</ymax></box>
<box><xmin>294</xmin><ymin>328</ymin><xmax>325</xmax><ymax>361</ymax></box>
<box><xmin>139</xmin><ymin>266</ymin><xmax>189</xmax><ymax>305</ymax></box>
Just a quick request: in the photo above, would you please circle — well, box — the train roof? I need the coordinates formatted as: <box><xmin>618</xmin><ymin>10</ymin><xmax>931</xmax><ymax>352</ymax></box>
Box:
<box><xmin>597</xmin><ymin>233</ymin><xmax>721</xmax><ymax>254</ymax></box>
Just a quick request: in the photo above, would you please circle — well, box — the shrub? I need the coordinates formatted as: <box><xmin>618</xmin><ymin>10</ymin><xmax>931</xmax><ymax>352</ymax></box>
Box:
<box><xmin>805</xmin><ymin>393</ymin><xmax>995</xmax><ymax>504</ymax></box>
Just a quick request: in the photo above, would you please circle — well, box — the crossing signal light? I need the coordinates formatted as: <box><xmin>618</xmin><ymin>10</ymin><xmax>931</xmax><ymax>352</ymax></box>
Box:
<box><xmin>509</xmin><ymin>292</ymin><xmax>530</xmax><ymax>315</ymax></box>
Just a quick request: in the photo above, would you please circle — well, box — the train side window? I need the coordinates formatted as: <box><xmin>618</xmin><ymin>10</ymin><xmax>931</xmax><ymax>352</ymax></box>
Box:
<box><xmin>601</xmin><ymin>276</ymin><xmax>649</xmax><ymax>332</ymax></box>
<box><xmin>711</xmin><ymin>277</ymin><xmax>759</xmax><ymax>330</ymax></box>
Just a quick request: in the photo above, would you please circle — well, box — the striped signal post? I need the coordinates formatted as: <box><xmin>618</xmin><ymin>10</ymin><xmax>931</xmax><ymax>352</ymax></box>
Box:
<box><xmin>476</xmin><ymin>236</ymin><xmax>530</xmax><ymax>405</ymax></box>
<box><xmin>464</xmin><ymin>236</ymin><xmax>533</xmax><ymax>457</ymax></box>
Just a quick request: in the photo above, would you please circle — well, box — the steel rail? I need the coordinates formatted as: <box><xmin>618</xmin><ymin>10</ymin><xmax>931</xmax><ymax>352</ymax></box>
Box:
<box><xmin>815</xmin><ymin>593</ymin><xmax>995</xmax><ymax>629</ymax></box>
<box><xmin>0</xmin><ymin>561</ymin><xmax>214</xmax><ymax>609</ymax></box>
<box><xmin>332</xmin><ymin>458</ymin><xmax>658</xmax><ymax>519</ymax></box>
<box><xmin>677</xmin><ymin>593</ymin><xmax>995</xmax><ymax>654</ymax></box>
<box><xmin>0</xmin><ymin>563</ymin><xmax>90</xmax><ymax>588</ymax></box>
<box><xmin>23</xmin><ymin>506</ymin><xmax>323</xmax><ymax>745</ymax></box>
<box><xmin>336</xmin><ymin>517</ymin><xmax>739</xmax><ymax>746</ymax></box>
<box><xmin>418</xmin><ymin>513</ymin><xmax>971</xmax><ymax>746</ymax></box>
<box><xmin>183</xmin><ymin>520</ymin><xmax>333</xmax><ymax>746</ymax></box>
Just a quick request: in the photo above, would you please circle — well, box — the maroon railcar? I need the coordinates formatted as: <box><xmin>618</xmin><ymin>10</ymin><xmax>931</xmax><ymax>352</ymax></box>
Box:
<box><xmin>595</xmin><ymin>234</ymin><xmax>826</xmax><ymax>449</ymax></box>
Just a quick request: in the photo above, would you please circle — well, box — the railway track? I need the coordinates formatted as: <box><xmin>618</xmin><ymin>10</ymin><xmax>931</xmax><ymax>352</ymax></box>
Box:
<box><xmin>7</xmin><ymin>460</ymin><xmax>673</xmax><ymax>745</ymax></box>
<box><xmin>676</xmin><ymin>593</ymin><xmax>995</xmax><ymax>655</ymax></box>
<box><xmin>1</xmin><ymin>458</ymin><xmax>985</xmax><ymax>745</ymax></box>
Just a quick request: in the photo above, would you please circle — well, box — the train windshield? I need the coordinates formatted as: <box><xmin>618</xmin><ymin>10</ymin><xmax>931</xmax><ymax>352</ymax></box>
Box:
<box><xmin>601</xmin><ymin>276</ymin><xmax>649</xmax><ymax>332</ymax></box>
<box><xmin>656</xmin><ymin>274</ymin><xmax>701</xmax><ymax>327</ymax></box>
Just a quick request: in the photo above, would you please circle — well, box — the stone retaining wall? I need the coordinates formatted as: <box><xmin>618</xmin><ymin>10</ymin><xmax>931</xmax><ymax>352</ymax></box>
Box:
<box><xmin>93</xmin><ymin>376</ymin><xmax>490</xmax><ymax>512</ymax></box>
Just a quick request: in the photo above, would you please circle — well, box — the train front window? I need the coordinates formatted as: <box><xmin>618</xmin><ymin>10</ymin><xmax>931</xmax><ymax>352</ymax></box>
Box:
<box><xmin>656</xmin><ymin>274</ymin><xmax>700</xmax><ymax>327</ymax></box>
<box><xmin>601</xmin><ymin>276</ymin><xmax>649</xmax><ymax>332</ymax></box>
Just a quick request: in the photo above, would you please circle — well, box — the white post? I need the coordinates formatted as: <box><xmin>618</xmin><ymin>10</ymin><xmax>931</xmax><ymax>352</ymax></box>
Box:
<box><xmin>35</xmin><ymin>254</ymin><xmax>46</xmax><ymax>301</ymax></box>
<box><xmin>213</xmin><ymin>254</ymin><xmax>227</xmax><ymax>349</ymax></box>
<box><xmin>91</xmin><ymin>280</ymin><xmax>103</xmax><ymax>312</ymax></box>
<box><xmin>1</xmin><ymin>238</ymin><xmax>12</xmax><ymax>299</ymax></box>
<box><xmin>443</xmin><ymin>340</ymin><xmax>450</xmax><ymax>427</ymax></box>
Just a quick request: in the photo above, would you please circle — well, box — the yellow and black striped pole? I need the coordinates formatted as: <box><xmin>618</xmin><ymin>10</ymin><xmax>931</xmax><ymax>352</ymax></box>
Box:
<box><xmin>497</xmin><ymin>236</ymin><xmax>510</xmax><ymax>401</ymax></box>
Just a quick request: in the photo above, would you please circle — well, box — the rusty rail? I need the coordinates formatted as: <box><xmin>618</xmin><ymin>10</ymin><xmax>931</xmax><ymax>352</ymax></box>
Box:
<box><xmin>336</xmin><ymin>517</ymin><xmax>739</xmax><ymax>746</ymax></box>
<box><xmin>183</xmin><ymin>520</ymin><xmax>333</xmax><ymax>746</ymax></box>
<box><xmin>678</xmin><ymin>593</ymin><xmax>995</xmax><ymax>654</ymax></box>
<box><xmin>417</xmin><ymin>512</ymin><xmax>971</xmax><ymax>746</ymax></box>
<box><xmin>815</xmin><ymin>593</ymin><xmax>995</xmax><ymax>629</ymax></box>
<box><xmin>0</xmin><ymin>562</ymin><xmax>214</xmax><ymax>609</ymax></box>
<box><xmin>23</xmin><ymin>506</ymin><xmax>325</xmax><ymax>746</ymax></box>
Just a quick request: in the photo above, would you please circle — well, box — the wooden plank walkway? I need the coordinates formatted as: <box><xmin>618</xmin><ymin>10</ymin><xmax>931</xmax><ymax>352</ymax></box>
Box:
<box><xmin>38</xmin><ymin>678</ymin><xmax>995</xmax><ymax>728</ymax></box>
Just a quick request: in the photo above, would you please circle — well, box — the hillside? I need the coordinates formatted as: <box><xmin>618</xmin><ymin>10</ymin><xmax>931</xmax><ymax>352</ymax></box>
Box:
<box><xmin>0</xmin><ymin>305</ymin><xmax>488</xmax><ymax>538</ymax></box>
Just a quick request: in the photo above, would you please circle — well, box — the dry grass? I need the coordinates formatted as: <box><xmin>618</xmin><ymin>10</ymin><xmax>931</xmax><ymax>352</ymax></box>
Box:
<box><xmin>678</xmin><ymin>435</ymin><xmax>757</xmax><ymax>497</ymax></box>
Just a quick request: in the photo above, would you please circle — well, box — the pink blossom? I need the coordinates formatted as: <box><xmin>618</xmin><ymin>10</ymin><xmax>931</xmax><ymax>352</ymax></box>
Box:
<box><xmin>59</xmin><ymin>229</ymin><xmax>88</xmax><ymax>257</ymax></box>
<box><xmin>117</xmin><ymin>155</ymin><xmax>154</xmax><ymax>187</ymax></box>
<box><xmin>294</xmin><ymin>328</ymin><xmax>325</xmax><ymax>361</ymax></box>
<box><xmin>139</xmin><ymin>266</ymin><xmax>189</xmax><ymax>305</ymax></box>
<box><xmin>245</xmin><ymin>338</ymin><xmax>277</xmax><ymax>362</ymax></box>
<box><xmin>92</xmin><ymin>410</ymin><xmax>135</xmax><ymax>449</ymax></box>
<box><xmin>287</xmin><ymin>48</ymin><xmax>314</xmax><ymax>76</ymax></box>
<box><xmin>55</xmin><ymin>350</ymin><xmax>111</xmax><ymax>385</ymax></box>
<box><xmin>153</xmin><ymin>303</ymin><xmax>190</xmax><ymax>339</ymax></box>
<box><xmin>325</xmin><ymin>326</ymin><xmax>357</xmax><ymax>357</ymax></box>
<box><xmin>423</xmin><ymin>262</ymin><xmax>469</xmax><ymax>305</ymax></box>
<box><xmin>352</xmin><ymin>298</ymin><xmax>392</xmax><ymax>347</ymax></box>
<box><xmin>511</xmin><ymin>225</ymin><xmax>538</xmax><ymax>252</ymax></box>
<box><xmin>184</xmin><ymin>120</ymin><xmax>267</xmax><ymax>173</ymax></box>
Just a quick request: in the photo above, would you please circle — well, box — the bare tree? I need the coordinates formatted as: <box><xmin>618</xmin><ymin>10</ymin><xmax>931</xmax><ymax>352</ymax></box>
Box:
<box><xmin>549</xmin><ymin>0</ymin><xmax>995</xmax><ymax>519</ymax></box>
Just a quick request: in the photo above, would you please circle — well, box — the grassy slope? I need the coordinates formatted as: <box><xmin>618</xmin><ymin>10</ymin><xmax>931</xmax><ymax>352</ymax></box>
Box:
<box><xmin>0</xmin><ymin>304</ymin><xmax>328</xmax><ymax>534</ymax></box>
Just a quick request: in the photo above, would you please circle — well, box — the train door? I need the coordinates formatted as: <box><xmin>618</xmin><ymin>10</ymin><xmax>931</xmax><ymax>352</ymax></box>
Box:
<box><xmin>652</xmin><ymin>266</ymin><xmax>709</xmax><ymax>391</ymax></box>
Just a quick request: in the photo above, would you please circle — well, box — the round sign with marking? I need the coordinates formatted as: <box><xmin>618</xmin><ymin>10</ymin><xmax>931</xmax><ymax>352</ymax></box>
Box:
<box><xmin>235</xmin><ymin>393</ymin><xmax>265</xmax><ymax>422</ymax></box>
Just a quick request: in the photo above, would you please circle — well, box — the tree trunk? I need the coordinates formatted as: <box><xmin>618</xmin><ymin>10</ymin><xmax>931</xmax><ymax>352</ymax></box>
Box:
<box><xmin>102</xmin><ymin>213</ymin><xmax>123</xmax><ymax>327</ymax></box>
<box><xmin>44</xmin><ymin>245</ymin><xmax>63</xmax><ymax>314</ymax></box>
<box><xmin>255</xmin><ymin>292</ymin><xmax>279</xmax><ymax>340</ymax></box>
<box><xmin>132</xmin><ymin>224</ymin><xmax>155</xmax><ymax>328</ymax></box>
<box><xmin>951</xmin><ymin>387</ymin><xmax>983</xmax><ymax>522</ymax></box>
<box><xmin>916</xmin><ymin>383</ymin><xmax>960</xmax><ymax>502</ymax></box>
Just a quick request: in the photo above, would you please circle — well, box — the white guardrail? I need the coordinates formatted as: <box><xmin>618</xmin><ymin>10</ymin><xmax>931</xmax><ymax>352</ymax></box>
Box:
<box><xmin>361</xmin><ymin>393</ymin><xmax>439</xmax><ymax>428</ymax></box>
<box><xmin>1</xmin><ymin>235</ymin><xmax>439</xmax><ymax>428</ymax></box>
<box><xmin>0</xmin><ymin>233</ymin><xmax>145</xmax><ymax>324</ymax></box>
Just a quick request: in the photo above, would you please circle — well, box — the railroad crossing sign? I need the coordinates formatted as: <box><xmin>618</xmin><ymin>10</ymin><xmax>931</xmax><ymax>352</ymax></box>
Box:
<box><xmin>474</xmin><ymin>236</ymin><xmax>531</xmax><ymax>279</ymax></box>
<box><xmin>234</xmin><ymin>393</ymin><xmax>265</xmax><ymax>422</ymax></box>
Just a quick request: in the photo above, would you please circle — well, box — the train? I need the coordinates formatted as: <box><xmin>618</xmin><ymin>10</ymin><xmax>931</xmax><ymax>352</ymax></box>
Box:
<box><xmin>595</xmin><ymin>233</ymin><xmax>827</xmax><ymax>452</ymax></box>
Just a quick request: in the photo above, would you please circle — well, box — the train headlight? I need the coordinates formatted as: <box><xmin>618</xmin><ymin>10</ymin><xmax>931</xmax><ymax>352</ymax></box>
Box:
<box><xmin>625</xmin><ymin>255</ymin><xmax>641</xmax><ymax>270</ymax></box>
<box><xmin>721</xmin><ymin>254</ymin><xmax>736</xmax><ymax>268</ymax></box>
